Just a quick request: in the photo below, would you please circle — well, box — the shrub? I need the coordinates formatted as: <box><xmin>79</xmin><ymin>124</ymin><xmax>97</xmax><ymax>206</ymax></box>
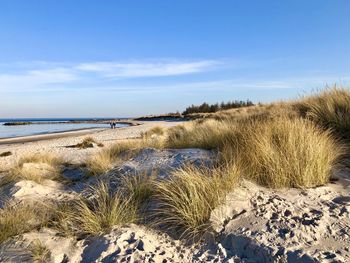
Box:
<box><xmin>222</xmin><ymin>117</ymin><xmax>343</xmax><ymax>188</ymax></box>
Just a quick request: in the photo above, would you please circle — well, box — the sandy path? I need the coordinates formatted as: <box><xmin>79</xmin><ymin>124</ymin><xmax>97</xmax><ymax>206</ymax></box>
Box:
<box><xmin>0</xmin><ymin>121</ymin><xmax>183</xmax><ymax>171</ymax></box>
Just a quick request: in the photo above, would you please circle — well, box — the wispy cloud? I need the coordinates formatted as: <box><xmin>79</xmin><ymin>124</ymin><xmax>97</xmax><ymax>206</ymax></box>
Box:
<box><xmin>0</xmin><ymin>59</ymin><xmax>222</xmax><ymax>91</ymax></box>
<box><xmin>1</xmin><ymin>59</ymin><xmax>349</xmax><ymax>94</ymax></box>
<box><xmin>76</xmin><ymin>60</ymin><xmax>220</xmax><ymax>77</ymax></box>
<box><xmin>0</xmin><ymin>68</ymin><xmax>77</xmax><ymax>90</ymax></box>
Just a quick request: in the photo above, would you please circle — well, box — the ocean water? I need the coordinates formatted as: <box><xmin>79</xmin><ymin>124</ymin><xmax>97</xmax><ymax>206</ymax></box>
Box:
<box><xmin>0</xmin><ymin>118</ymin><xmax>128</xmax><ymax>139</ymax></box>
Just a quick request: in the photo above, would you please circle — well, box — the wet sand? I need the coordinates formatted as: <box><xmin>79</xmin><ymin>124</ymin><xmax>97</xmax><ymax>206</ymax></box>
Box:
<box><xmin>0</xmin><ymin>128</ymin><xmax>105</xmax><ymax>145</ymax></box>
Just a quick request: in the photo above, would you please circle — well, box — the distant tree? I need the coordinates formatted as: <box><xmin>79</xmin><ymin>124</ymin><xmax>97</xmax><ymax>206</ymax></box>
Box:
<box><xmin>182</xmin><ymin>99</ymin><xmax>255</xmax><ymax>115</ymax></box>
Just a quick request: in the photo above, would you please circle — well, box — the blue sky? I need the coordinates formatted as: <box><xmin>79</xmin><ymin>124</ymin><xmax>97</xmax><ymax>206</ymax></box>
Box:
<box><xmin>0</xmin><ymin>0</ymin><xmax>349</xmax><ymax>117</ymax></box>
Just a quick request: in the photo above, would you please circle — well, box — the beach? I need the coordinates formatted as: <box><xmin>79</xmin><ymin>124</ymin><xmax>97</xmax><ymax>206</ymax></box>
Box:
<box><xmin>0</xmin><ymin>115</ymin><xmax>349</xmax><ymax>262</ymax></box>
<box><xmin>0</xmin><ymin>121</ymin><xmax>181</xmax><ymax>171</ymax></box>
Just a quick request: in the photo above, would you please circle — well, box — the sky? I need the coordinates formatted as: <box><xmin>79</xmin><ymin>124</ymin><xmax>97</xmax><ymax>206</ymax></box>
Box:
<box><xmin>0</xmin><ymin>0</ymin><xmax>350</xmax><ymax>118</ymax></box>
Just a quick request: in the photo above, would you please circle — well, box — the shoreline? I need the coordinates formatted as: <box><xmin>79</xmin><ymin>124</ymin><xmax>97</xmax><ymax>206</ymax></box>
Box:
<box><xmin>0</xmin><ymin>127</ymin><xmax>106</xmax><ymax>145</ymax></box>
<box><xmin>1</xmin><ymin>120</ymin><xmax>138</xmax><ymax>126</ymax></box>
<box><xmin>0</xmin><ymin>121</ymin><xmax>140</xmax><ymax>145</ymax></box>
<box><xmin>0</xmin><ymin>121</ymin><xmax>182</xmax><ymax>171</ymax></box>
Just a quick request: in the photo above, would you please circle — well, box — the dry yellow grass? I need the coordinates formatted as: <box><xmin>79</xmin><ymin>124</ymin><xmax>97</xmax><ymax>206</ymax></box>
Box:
<box><xmin>162</xmin><ymin>88</ymin><xmax>347</xmax><ymax>189</ymax></box>
<box><xmin>64</xmin><ymin>180</ymin><xmax>138</xmax><ymax>236</ymax></box>
<box><xmin>153</xmin><ymin>163</ymin><xmax>239</xmax><ymax>238</ymax></box>
<box><xmin>121</xmin><ymin>171</ymin><xmax>157</xmax><ymax>208</ymax></box>
<box><xmin>86</xmin><ymin>138</ymin><xmax>165</xmax><ymax>176</ymax></box>
<box><xmin>164</xmin><ymin>104</ymin><xmax>297</xmax><ymax>150</ymax></box>
<box><xmin>296</xmin><ymin>87</ymin><xmax>350</xmax><ymax>139</ymax></box>
<box><xmin>142</xmin><ymin>126</ymin><xmax>165</xmax><ymax>138</ymax></box>
<box><xmin>153</xmin><ymin>93</ymin><xmax>347</xmax><ymax>237</ymax></box>
<box><xmin>86</xmin><ymin>140</ymin><xmax>144</xmax><ymax>175</ymax></box>
<box><xmin>71</xmin><ymin>136</ymin><xmax>96</xmax><ymax>149</ymax></box>
<box><xmin>0</xmin><ymin>202</ymin><xmax>53</xmax><ymax>244</ymax></box>
<box><xmin>4</xmin><ymin>153</ymin><xmax>64</xmax><ymax>185</ymax></box>
<box><xmin>165</xmin><ymin>119</ymin><xmax>234</xmax><ymax>149</ymax></box>
<box><xmin>188</xmin><ymin>102</ymin><xmax>298</xmax><ymax>123</ymax></box>
<box><xmin>221</xmin><ymin>117</ymin><xmax>344</xmax><ymax>188</ymax></box>
<box><xmin>29</xmin><ymin>239</ymin><xmax>50</xmax><ymax>263</ymax></box>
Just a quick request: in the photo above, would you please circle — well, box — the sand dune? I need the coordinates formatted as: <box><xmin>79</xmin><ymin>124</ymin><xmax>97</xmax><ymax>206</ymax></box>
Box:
<box><xmin>0</xmin><ymin>121</ymin><xmax>349</xmax><ymax>262</ymax></box>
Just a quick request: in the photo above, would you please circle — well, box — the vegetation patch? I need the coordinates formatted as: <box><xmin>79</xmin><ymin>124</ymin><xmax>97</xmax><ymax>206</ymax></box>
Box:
<box><xmin>0</xmin><ymin>151</ymin><xmax>12</xmax><ymax>157</ymax></box>
<box><xmin>121</xmin><ymin>171</ymin><xmax>157</xmax><ymax>209</ymax></box>
<box><xmin>153</xmin><ymin>164</ymin><xmax>238</xmax><ymax>238</ymax></box>
<box><xmin>61</xmin><ymin>180</ymin><xmax>138</xmax><ymax>236</ymax></box>
<box><xmin>165</xmin><ymin>119</ymin><xmax>234</xmax><ymax>149</ymax></box>
<box><xmin>67</xmin><ymin>137</ymin><xmax>104</xmax><ymax>149</ymax></box>
<box><xmin>4</xmin><ymin>154</ymin><xmax>64</xmax><ymax>186</ymax></box>
<box><xmin>296</xmin><ymin>88</ymin><xmax>350</xmax><ymax>140</ymax></box>
<box><xmin>222</xmin><ymin>117</ymin><xmax>344</xmax><ymax>188</ymax></box>
<box><xmin>142</xmin><ymin>126</ymin><xmax>165</xmax><ymax>138</ymax></box>
<box><xmin>134</xmin><ymin>113</ymin><xmax>182</xmax><ymax>121</ymax></box>
<box><xmin>183</xmin><ymin>99</ymin><xmax>254</xmax><ymax>115</ymax></box>
<box><xmin>86</xmin><ymin>139</ymin><xmax>160</xmax><ymax>176</ymax></box>
<box><xmin>0</xmin><ymin>202</ymin><xmax>53</xmax><ymax>244</ymax></box>
<box><xmin>29</xmin><ymin>239</ymin><xmax>51</xmax><ymax>263</ymax></box>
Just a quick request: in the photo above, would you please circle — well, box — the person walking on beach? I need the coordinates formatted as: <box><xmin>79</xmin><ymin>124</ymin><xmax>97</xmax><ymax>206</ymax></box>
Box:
<box><xmin>112</xmin><ymin>122</ymin><xmax>116</xmax><ymax>129</ymax></box>
<box><xmin>109</xmin><ymin>122</ymin><xmax>113</xmax><ymax>129</ymax></box>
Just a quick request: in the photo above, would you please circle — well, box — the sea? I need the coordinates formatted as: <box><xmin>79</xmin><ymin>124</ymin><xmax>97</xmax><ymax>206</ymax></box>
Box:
<box><xmin>0</xmin><ymin>118</ymin><xmax>129</xmax><ymax>139</ymax></box>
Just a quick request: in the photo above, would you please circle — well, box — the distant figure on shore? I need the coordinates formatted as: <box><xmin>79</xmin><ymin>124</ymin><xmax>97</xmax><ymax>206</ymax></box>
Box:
<box><xmin>109</xmin><ymin>121</ymin><xmax>117</xmax><ymax>129</ymax></box>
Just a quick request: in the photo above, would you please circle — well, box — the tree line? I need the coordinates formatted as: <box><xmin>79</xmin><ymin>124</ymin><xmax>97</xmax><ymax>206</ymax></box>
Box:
<box><xmin>183</xmin><ymin>100</ymin><xmax>254</xmax><ymax>115</ymax></box>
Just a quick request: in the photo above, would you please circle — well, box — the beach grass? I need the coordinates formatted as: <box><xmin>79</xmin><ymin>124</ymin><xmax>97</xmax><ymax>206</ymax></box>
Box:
<box><xmin>0</xmin><ymin>202</ymin><xmax>53</xmax><ymax>244</ymax></box>
<box><xmin>73</xmin><ymin>137</ymin><xmax>96</xmax><ymax>149</ymax></box>
<box><xmin>153</xmin><ymin>163</ymin><xmax>238</xmax><ymax>238</ymax></box>
<box><xmin>120</xmin><ymin>171</ymin><xmax>157</xmax><ymax>208</ymax></box>
<box><xmin>63</xmin><ymin>180</ymin><xmax>138</xmax><ymax>236</ymax></box>
<box><xmin>296</xmin><ymin>87</ymin><xmax>350</xmax><ymax>140</ymax></box>
<box><xmin>29</xmin><ymin>239</ymin><xmax>50</xmax><ymax>263</ymax></box>
<box><xmin>86</xmin><ymin>138</ymin><xmax>163</xmax><ymax>176</ymax></box>
<box><xmin>3</xmin><ymin>153</ymin><xmax>64</xmax><ymax>186</ymax></box>
<box><xmin>221</xmin><ymin>117</ymin><xmax>344</xmax><ymax>188</ymax></box>
<box><xmin>142</xmin><ymin>126</ymin><xmax>165</xmax><ymax>138</ymax></box>
<box><xmin>86</xmin><ymin>140</ymin><xmax>143</xmax><ymax>175</ymax></box>
<box><xmin>160</xmin><ymin>89</ymin><xmax>347</xmax><ymax>189</ymax></box>
<box><xmin>165</xmin><ymin>119</ymin><xmax>234</xmax><ymax>149</ymax></box>
<box><xmin>68</xmin><ymin>136</ymin><xmax>104</xmax><ymax>149</ymax></box>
